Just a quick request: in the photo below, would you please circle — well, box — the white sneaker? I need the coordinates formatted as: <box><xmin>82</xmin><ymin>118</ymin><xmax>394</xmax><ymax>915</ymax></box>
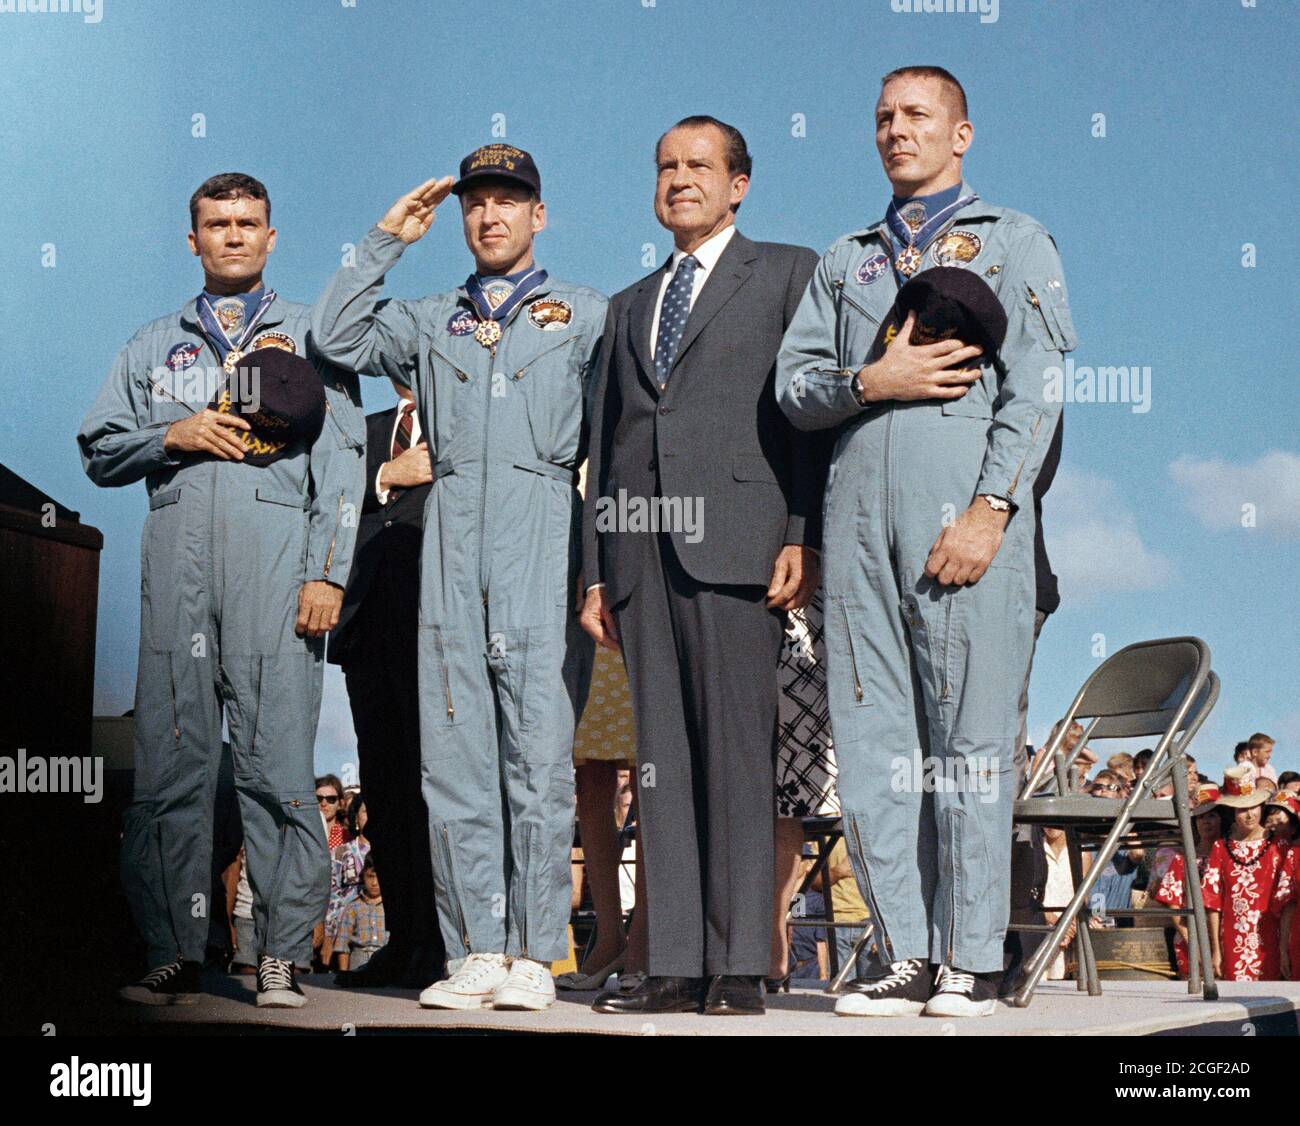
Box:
<box><xmin>419</xmin><ymin>952</ymin><xmax>509</xmax><ymax>1010</ymax></box>
<box><xmin>492</xmin><ymin>957</ymin><xmax>556</xmax><ymax>1011</ymax></box>
<box><xmin>922</xmin><ymin>965</ymin><xmax>999</xmax><ymax>1018</ymax></box>
<box><xmin>833</xmin><ymin>959</ymin><xmax>932</xmax><ymax>1017</ymax></box>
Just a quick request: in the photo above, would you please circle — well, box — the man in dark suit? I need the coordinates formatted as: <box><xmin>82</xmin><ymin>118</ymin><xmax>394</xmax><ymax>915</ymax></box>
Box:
<box><xmin>328</xmin><ymin>380</ymin><xmax>445</xmax><ymax>989</ymax></box>
<box><xmin>581</xmin><ymin>116</ymin><xmax>829</xmax><ymax>1016</ymax></box>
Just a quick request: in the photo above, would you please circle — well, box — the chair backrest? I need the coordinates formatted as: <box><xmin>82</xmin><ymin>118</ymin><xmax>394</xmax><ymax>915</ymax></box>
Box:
<box><xmin>1075</xmin><ymin>637</ymin><xmax>1210</xmax><ymax>738</ymax></box>
<box><xmin>1022</xmin><ymin>637</ymin><xmax>1212</xmax><ymax>798</ymax></box>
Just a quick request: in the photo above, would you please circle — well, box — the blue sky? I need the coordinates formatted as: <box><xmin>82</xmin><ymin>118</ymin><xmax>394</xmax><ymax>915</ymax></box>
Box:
<box><xmin>2</xmin><ymin>0</ymin><xmax>1296</xmax><ymax>782</ymax></box>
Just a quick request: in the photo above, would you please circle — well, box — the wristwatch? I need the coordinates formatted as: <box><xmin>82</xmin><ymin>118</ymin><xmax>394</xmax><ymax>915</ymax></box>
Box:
<box><xmin>980</xmin><ymin>494</ymin><xmax>1012</xmax><ymax>513</ymax></box>
<box><xmin>850</xmin><ymin>369</ymin><xmax>871</xmax><ymax>407</ymax></box>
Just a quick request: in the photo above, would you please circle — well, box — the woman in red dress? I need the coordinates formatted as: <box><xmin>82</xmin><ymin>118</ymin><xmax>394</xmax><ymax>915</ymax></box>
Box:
<box><xmin>1153</xmin><ymin>784</ymin><xmax>1221</xmax><ymax>979</ymax></box>
<box><xmin>1266</xmin><ymin>791</ymin><xmax>1300</xmax><ymax>979</ymax></box>
<box><xmin>1203</xmin><ymin>766</ymin><xmax>1285</xmax><ymax>982</ymax></box>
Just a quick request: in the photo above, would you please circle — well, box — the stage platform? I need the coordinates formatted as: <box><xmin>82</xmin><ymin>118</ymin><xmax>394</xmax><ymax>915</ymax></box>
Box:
<box><xmin>118</xmin><ymin>973</ymin><xmax>1300</xmax><ymax>1036</ymax></box>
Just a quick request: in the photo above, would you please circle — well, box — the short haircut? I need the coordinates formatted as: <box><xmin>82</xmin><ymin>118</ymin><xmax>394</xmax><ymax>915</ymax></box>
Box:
<box><xmin>315</xmin><ymin>774</ymin><xmax>343</xmax><ymax>797</ymax></box>
<box><xmin>1249</xmin><ymin>732</ymin><xmax>1275</xmax><ymax>749</ymax></box>
<box><xmin>656</xmin><ymin>115</ymin><xmax>752</xmax><ymax>179</ymax></box>
<box><xmin>189</xmin><ymin>172</ymin><xmax>270</xmax><ymax>232</ymax></box>
<box><xmin>1091</xmin><ymin>770</ymin><xmax>1122</xmax><ymax>789</ymax></box>
<box><xmin>657</xmin><ymin>115</ymin><xmax>751</xmax><ymax>213</ymax></box>
<box><xmin>1107</xmin><ymin>752</ymin><xmax>1134</xmax><ymax>770</ymax></box>
<box><xmin>880</xmin><ymin>66</ymin><xmax>969</xmax><ymax>121</ymax></box>
<box><xmin>1234</xmin><ymin>741</ymin><xmax>1252</xmax><ymax>760</ymax></box>
<box><xmin>1278</xmin><ymin>771</ymin><xmax>1300</xmax><ymax>787</ymax></box>
<box><xmin>1134</xmin><ymin>749</ymin><xmax>1154</xmax><ymax>767</ymax></box>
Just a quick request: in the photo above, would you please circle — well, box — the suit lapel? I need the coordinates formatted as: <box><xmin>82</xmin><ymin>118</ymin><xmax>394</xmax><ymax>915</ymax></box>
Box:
<box><xmin>628</xmin><ymin>265</ymin><xmax>666</xmax><ymax>387</ymax></box>
<box><xmin>669</xmin><ymin>230</ymin><xmax>757</xmax><ymax>377</ymax></box>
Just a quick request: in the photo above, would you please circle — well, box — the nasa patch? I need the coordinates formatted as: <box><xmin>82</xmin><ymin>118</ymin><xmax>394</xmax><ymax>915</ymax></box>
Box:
<box><xmin>447</xmin><ymin>309</ymin><xmax>477</xmax><ymax>336</ymax></box>
<box><xmin>251</xmin><ymin>331</ymin><xmax>297</xmax><ymax>354</ymax></box>
<box><xmin>855</xmin><ymin>253</ymin><xmax>890</xmax><ymax>286</ymax></box>
<box><xmin>527</xmin><ymin>299</ymin><xmax>573</xmax><ymax>331</ymax></box>
<box><xmin>165</xmin><ymin>342</ymin><xmax>202</xmax><ymax>372</ymax></box>
<box><xmin>931</xmin><ymin>230</ymin><xmax>983</xmax><ymax>268</ymax></box>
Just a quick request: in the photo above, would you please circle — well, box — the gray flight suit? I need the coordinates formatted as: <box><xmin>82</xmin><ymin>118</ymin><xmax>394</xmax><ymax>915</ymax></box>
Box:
<box><xmin>776</xmin><ymin>184</ymin><xmax>1076</xmax><ymax>973</ymax></box>
<box><xmin>312</xmin><ymin>227</ymin><xmax>604</xmax><ymax>964</ymax></box>
<box><xmin>78</xmin><ymin>298</ymin><xmax>366</xmax><ymax>969</ymax></box>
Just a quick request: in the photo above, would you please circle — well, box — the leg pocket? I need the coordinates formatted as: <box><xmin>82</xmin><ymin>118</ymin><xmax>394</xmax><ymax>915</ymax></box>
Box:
<box><xmin>420</xmin><ymin>625</ymin><xmax>466</xmax><ymax>729</ymax></box>
<box><xmin>826</xmin><ymin>599</ymin><xmax>875</xmax><ymax>712</ymax></box>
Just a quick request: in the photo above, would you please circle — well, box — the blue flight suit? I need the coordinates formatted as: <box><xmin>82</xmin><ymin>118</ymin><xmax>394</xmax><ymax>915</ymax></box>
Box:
<box><xmin>776</xmin><ymin>183</ymin><xmax>1076</xmax><ymax>973</ymax></box>
<box><xmin>312</xmin><ymin>227</ymin><xmax>604</xmax><ymax>964</ymax></box>
<box><xmin>78</xmin><ymin>297</ymin><xmax>366</xmax><ymax>969</ymax></box>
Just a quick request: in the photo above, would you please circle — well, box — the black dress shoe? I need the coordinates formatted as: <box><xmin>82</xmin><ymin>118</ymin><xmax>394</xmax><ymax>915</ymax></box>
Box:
<box><xmin>703</xmin><ymin>975</ymin><xmax>766</xmax><ymax>1015</ymax></box>
<box><xmin>592</xmin><ymin>975</ymin><xmax>705</xmax><ymax>1014</ymax></box>
<box><xmin>335</xmin><ymin>943</ymin><xmax>410</xmax><ymax>988</ymax></box>
<box><xmin>398</xmin><ymin>945</ymin><xmax>447</xmax><ymax>990</ymax></box>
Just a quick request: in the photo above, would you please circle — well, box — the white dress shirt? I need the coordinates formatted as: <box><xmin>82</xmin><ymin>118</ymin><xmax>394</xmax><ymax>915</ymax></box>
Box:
<box><xmin>375</xmin><ymin>401</ymin><xmax>422</xmax><ymax>506</ymax></box>
<box><xmin>649</xmin><ymin>224</ymin><xmax>738</xmax><ymax>360</ymax></box>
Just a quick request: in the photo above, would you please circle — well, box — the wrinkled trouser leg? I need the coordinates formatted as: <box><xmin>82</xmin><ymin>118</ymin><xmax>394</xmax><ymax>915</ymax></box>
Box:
<box><xmin>616</xmin><ymin>533</ymin><xmax>780</xmax><ymax>977</ymax></box>
<box><xmin>825</xmin><ymin>587</ymin><xmax>936</xmax><ymax>971</ymax></box>
<box><xmin>419</xmin><ymin>605</ymin><xmax>504</xmax><ymax>963</ymax></box>
<box><xmin>221</xmin><ymin>642</ymin><xmax>330</xmax><ymax>965</ymax></box>
<box><xmin>905</xmin><ymin>565</ymin><xmax>1029</xmax><ymax>973</ymax></box>
<box><xmin>343</xmin><ymin>574</ymin><xmax>440</xmax><ymax>956</ymax></box>
<box><xmin>827</xmin><ymin>407</ymin><xmax>1035</xmax><ymax>975</ymax></box>
<box><xmin>121</xmin><ymin>644</ymin><xmax>224</xmax><ymax>968</ymax></box>
<box><xmin>493</xmin><ymin>615</ymin><xmax>586</xmax><ymax>963</ymax></box>
<box><xmin>420</xmin><ymin>603</ymin><xmax>584</xmax><ymax>965</ymax></box>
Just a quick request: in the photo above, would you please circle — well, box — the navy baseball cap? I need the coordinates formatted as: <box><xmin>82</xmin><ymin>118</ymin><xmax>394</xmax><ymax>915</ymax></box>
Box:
<box><xmin>208</xmin><ymin>347</ymin><xmax>327</xmax><ymax>466</ymax></box>
<box><xmin>870</xmin><ymin>266</ymin><xmax>1008</xmax><ymax>368</ymax></box>
<box><xmin>451</xmin><ymin>144</ymin><xmax>541</xmax><ymax>197</ymax></box>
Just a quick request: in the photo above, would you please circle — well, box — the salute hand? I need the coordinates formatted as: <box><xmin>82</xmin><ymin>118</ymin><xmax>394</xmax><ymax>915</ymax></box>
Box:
<box><xmin>378</xmin><ymin>176</ymin><xmax>455</xmax><ymax>244</ymax></box>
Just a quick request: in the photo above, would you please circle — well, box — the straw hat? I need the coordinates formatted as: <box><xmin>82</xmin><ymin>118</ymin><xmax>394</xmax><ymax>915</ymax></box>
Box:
<box><xmin>1215</xmin><ymin>764</ymin><xmax>1269</xmax><ymax>809</ymax></box>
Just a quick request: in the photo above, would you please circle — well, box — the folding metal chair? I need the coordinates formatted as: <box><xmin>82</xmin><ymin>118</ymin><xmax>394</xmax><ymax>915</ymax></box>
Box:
<box><xmin>1009</xmin><ymin>637</ymin><xmax>1219</xmax><ymax>1007</ymax></box>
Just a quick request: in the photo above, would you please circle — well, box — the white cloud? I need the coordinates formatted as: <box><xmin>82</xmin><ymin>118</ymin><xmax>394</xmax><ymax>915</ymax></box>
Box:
<box><xmin>1044</xmin><ymin>468</ymin><xmax>1176</xmax><ymax>599</ymax></box>
<box><xmin>1169</xmin><ymin>450</ymin><xmax>1300</xmax><ymax>539</ymax></box>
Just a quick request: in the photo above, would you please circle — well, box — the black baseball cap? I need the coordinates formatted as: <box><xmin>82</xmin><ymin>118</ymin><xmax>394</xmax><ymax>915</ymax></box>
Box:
<box><xmin>207</xmin><ymin>347</ymin><xmax>327</xmax><ymax>466</ymax></box>
<box><xmin>870</xmin><ymin>266</ymin><xmax>1008</xmax><ymax>368</ymax></box>
<box><xmin>451</xmin><ymin>144</ymin><xmax>541</xmax><ymax>197</ymax></box>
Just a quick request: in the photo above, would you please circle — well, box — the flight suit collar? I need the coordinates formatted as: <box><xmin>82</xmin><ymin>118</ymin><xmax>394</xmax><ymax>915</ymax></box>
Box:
<box><xmin>848</xmin><ymin>180</ymin><xmax>1001</xmax><ymax>247</ymax></box>
<box><xmin>178</xmin><ymin>288</ymin><xmax>288</xmax><ymax>331</ymax></box>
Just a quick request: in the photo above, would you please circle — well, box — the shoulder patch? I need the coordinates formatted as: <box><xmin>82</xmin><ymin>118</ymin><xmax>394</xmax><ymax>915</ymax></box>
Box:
<box><xmin>528</xmin><ymin>298</ymin><xmax>573</xmax><ymax>331</ymax></box>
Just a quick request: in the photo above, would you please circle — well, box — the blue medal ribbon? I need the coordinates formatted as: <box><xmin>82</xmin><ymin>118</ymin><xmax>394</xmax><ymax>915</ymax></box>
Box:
<box><xmin>196</xmin><ymin>288</ymin><xmax>278</xmax><ymax>364</ymax></box>
<box><xmin>464</xmin><ymin>267</ymin><xmax>547</xmax><ymax>326</ymax></box>
<box><xmin>884</xmin><ymin>192</ymin><xmax>978</xmax><ymax>283</ymax></box>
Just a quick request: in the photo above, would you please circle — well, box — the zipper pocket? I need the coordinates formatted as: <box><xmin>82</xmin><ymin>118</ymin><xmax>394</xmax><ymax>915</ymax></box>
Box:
<box><xmin>849</xmin><ymin>818</ymin><xmax>894</xmax><ymax>962</ymax></box>
<box><xmin>428</xmin><ymin>343</ymin><xmax>470</xmax><ymax>383</ymax></box>
<box><xmin>443</xmin><ymin>661</ymin><xmax>455</xmax><ymax>722</ymax></box>
<box><xmin>833</xmin><ymin>279</ymin><xmax>881</xmax><ymax>323</ymax></box>
<box><xmin>168</xmin><ymin>656</ymin><xmax>181</xmax><ymax>742</ymax></box>
<box><xmin>1005</xmin><ymin>411</ymin><xmax>1045</xmax><ymax>500</ymax></box>
<box><xmin>322</xmin><ymin>490</ymin><xmax>345</xmax><ymax>579</ymax></box>
<box><xmin>441</xmin><ymin>825</ymin><xmax>471</xmax><ymax>951</ymax></box>
<box><xmin>511</xmin><ymin>334</ymin><xmax>580</xmax><ymax>381</ymax></box>
<box><xmin>841</xmin><ymin>603</ymin><xmax>865</xmax><ymax>703</ymax></box>
<box><xmin>1024</xmin><ymin>283</ymin><xmax>1066</xmax><ymax>350</ymax></box>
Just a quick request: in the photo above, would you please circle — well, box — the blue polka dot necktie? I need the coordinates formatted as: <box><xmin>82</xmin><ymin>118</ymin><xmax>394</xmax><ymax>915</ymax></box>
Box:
<box><xmin>654</xmin><ymin>254</ymin><xmax>698</xmax><ymax>389</ymax></box>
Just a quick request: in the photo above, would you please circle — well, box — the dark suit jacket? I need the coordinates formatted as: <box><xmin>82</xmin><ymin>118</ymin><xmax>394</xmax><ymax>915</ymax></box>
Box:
<box><xmin>327</xmin><ymin>406</ymin><xmax>429</xmax><ymax>666</ymax></box>
<box><xmin>582</xmin><ymin>230</ymin><xmax>829</xmax><ymax>604</ymax></box>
